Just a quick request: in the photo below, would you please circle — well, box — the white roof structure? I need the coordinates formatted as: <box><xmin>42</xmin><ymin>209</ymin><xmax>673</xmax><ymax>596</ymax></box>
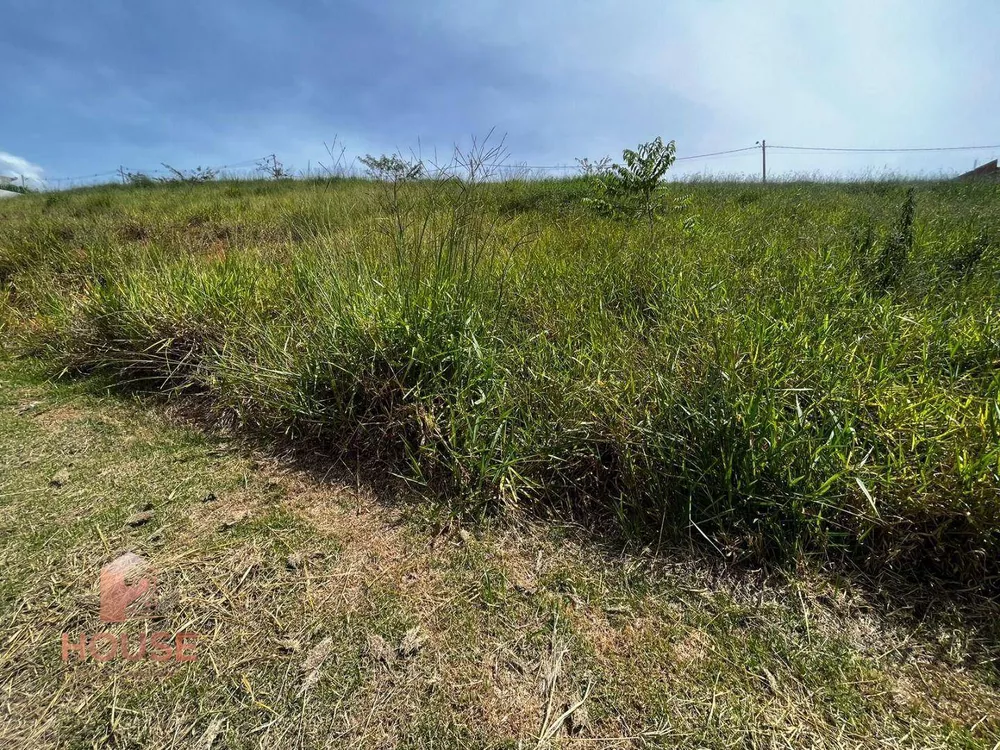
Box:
<box><xmin>0</xmin><ymin>189</ymin><xmax>22</xmax><ymax>199</ymax></box>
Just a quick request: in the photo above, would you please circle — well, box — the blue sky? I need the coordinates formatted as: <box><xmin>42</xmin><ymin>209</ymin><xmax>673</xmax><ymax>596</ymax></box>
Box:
<box><xmin>3</xmin><ymin>0</ymin><xmax>1000</xmax><ymax>186</ymax></box>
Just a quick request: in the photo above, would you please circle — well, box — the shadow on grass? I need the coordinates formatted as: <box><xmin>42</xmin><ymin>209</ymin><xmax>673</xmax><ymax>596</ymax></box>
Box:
<box><xmin>13</xmin><ymin>353</ymin><xmax>1000</xmax><ymax>682</ymax></box>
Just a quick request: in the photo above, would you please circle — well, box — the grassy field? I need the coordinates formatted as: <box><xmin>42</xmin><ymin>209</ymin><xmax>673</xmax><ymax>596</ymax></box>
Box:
<box><xmin>2</xmin><ymin>170</ymin><xmax>1000</xmax><ymax>747</ymax></box>
<box><xmin>2</xmin><ymin>173</ymin><xmax>998</xmax><ymax>584</ymax></box>
<box><xmin>2</xmin><ymin>360</ymin><xmax>998</xmax><ymax>748</ymax></box>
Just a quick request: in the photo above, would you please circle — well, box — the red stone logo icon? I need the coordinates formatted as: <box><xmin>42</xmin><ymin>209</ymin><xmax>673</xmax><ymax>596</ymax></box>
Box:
<box><xmin>99</xmin><ymin>552</ymin><xmax>156</xmax><ymax>623</ymax></box>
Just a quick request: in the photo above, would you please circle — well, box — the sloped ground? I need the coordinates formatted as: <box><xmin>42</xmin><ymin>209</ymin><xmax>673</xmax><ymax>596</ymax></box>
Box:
<box><xmin>1</xmin><ymin>358</ymin><xmax>997</xmax><ymax>749</ymax></box>
<box><xmin>2</xmin><ymin>179</ymin><xmax>999</xmax><ymax>584</ymax></box>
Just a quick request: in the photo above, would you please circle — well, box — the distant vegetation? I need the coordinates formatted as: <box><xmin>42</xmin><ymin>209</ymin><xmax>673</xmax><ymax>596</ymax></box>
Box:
<box><xmin>1</xmin><ymin>139</ymin><xmax>998</xmax><ymax>586</ymax></box>
<box><xmin>0</xmin><ymin>182</ymin><xmax>33</xmax><ymax>194</ymax></box>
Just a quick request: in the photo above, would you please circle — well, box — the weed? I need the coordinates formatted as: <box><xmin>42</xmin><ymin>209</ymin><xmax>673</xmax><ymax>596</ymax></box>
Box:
<box><xmin>160</xmin><ymin>163</ymin><xmax>218</xmax><ymax>183</ymax></box>
<box><xmin>255</xmin><ymin>154</ymin><xmax>292</xmax><ymax>180</ymax></box>
<box><xmin>125</xmin><ymin>171</ymin><xmax>157</xmax><ymax>187</ymax></box>
<box><xmin>872</xmin><ymin>187</ymin><xmax>916</xmax><ymax>291</ymax></box>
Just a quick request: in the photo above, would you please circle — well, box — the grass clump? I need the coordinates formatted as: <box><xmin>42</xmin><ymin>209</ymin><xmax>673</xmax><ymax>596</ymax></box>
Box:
<box><xmin>2</xmin><ymin>156</ymin><xmax>999</xmax><ymax>585</ymax></box>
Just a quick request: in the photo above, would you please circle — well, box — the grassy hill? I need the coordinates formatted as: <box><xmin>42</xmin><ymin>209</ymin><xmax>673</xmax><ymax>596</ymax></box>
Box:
<box><xmin>1</xmin><ymin>175</ymin><xmax>998</xmax><ymax>584</ymax></box>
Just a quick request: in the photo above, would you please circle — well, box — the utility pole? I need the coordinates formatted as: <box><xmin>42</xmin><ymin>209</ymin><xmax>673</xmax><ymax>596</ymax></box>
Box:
<box><xmin>761</xmin><ymin>140</ymin><xmax>767</xmax><ymax>184</ymax></box>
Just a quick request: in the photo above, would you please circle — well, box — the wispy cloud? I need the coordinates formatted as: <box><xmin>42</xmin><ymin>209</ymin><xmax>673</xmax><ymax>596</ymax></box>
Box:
<box><xmin>0</xmin><ymin>151</ymin><xmax>45</xmax><ymax>187</ymax></box>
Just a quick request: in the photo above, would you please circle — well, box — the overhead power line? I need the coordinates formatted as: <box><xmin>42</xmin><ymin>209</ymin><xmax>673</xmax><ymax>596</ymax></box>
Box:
<box><xmin>471</xmin><ymin>146</ymin><xmax>760</xmax><ymax>173</ymax></box>
<box><xmin>771</xmin><ymin>144</ymin><xmax>1000</xmax><ymax>153</ymax></box>
<box><xmin>39</xmin><ymin>146</ymin><xmax>762</xmax><ymax>184</ymax></box>
<box><xmin>48</xmin><ymin>169</ymin><xmax>121</xmax><ymax>182</ymax></box>
<box><xmin>35</xmin><ymin>140</ymin><xmax>1000</xmax><ymax>189</ymax></box>
<box><xmin>47</xmin><ymin>156</ymin><xmax>274</xmax><ymax>183</ymax></box>
<box><xmin>675</xmin><ymin>146</ymin><xmax>759</xmax><ymax>161</ymax></box>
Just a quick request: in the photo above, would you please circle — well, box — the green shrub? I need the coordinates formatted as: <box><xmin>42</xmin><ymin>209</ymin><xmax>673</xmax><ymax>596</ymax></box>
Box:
<box><xmin>583</xmin><ymin>137</ymin><xmax>677</xmax><ymax>224</ymax></box>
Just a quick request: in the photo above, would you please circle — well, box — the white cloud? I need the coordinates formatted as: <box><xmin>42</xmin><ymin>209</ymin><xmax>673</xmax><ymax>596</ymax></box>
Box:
<box><xmin>0</xmin><ymin>151</ymin><xmax>45</xmax><ymax>187</ymax></box>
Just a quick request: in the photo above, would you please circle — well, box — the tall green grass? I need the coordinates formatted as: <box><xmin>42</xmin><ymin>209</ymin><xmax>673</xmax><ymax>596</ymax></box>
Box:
<box><xmin>1</xmin><ymin>175</ymin><xmax>998</xmax><ymax>582</ymax></box>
